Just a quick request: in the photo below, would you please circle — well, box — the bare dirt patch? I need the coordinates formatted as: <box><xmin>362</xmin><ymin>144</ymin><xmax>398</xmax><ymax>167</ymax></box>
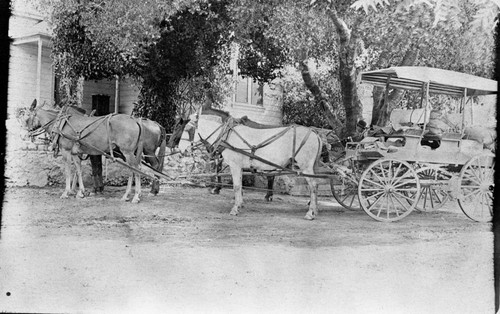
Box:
<box><xmin>0</xmin><ymin>185</ymin><xmax>494</xmax><ymax>314</ymax></box>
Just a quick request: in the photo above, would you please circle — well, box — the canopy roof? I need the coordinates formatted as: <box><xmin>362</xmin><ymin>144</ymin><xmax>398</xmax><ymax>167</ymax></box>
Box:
<box><xmin>361</xmin><ymin>67</ymin><xmax>497</xmax><ymax>96</ymax></box>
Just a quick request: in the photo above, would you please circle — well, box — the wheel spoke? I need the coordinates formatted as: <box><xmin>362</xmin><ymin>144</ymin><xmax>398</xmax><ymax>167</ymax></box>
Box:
<box><xmin>390</xmin><ymin>162</ymin><xmax>404</xmax><ymax>185</ymax></box>
<box><xmin>463</xmin><ymin>188</ymin><xmax>482</xmax><ymax>200</ymax></box>
<box><xmin>366</xmin><ymin>192</ymin><xmax>385</xmax><ymax>212</ymax></box>
<box><xmin>393</xmin><ymin>179</ymin><xmax>417</xmax><ymax>189</ymax></box>
<box><xmin>392</xmin><ymin>192</ymin><xmax>412</xmax><ymax>212</ymax></box>
<box><xmin>392</xmin><ymin>168</ymin><xmax>413</xmax><ymax>187</ymax></box>
<box><xmin>421</xmin><ymin>187</ymin><xmax>429</xmax><ymax>209</ymax></box>
<box><xmin>387</xmin><ymin>194</ymin><xmax>401</xmax><ymax>217</ymax></box>
<box><xmin>377</xmin><ymin>162</ymin><xmax>388</xmax><ymax>181</ymax></box>
<box><xmin>430</xmin><ymin>188</ymin><xmax>445</xmax><ymax>204</ymax></box>
<box><xmin>363</xmin><ymin>190</ymin><xmax>385</xmax><ymax>201</ymax></box>
<box><xmin>369</xmin><ymin>168</ymin><xmax>387</xmax><ymax>188</ymax></box>
<box><xmin>347</xmin><ymin>195</ymin><xmax>356</xmax><ymax>208</ymax></box>
<box><xmin>392</xmin><ymin>190</ymin><xmax>418</xmax><ymax>203</ymax></box>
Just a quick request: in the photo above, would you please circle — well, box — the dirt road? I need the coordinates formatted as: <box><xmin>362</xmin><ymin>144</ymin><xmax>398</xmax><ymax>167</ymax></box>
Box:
<box><xmin>0</xmin><ymin>186</ymin><xmax>495</xmax><ymax>313</ymax></box>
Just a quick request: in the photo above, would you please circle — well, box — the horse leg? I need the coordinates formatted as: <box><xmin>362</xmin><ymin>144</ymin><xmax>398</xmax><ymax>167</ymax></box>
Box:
<box><xmin>90</xmin><ymin>155</ymin><xmax>104</xmax><ymax>194</ymax></box>
<box><xmin>121</xmin><ymin>151</ymin><xmax>141</xmax><ymax>203</ymax></box>
<box><xmin>72</xmin><ymin>154</ymin><xmax>86</xmax><ymax>198</ymax></box>
<box><xmin>122</xmin><ymin>174</ymin><xmax>133</xmax><ymax>202</ymax></box>
<box><xmin>264</xmin><ymin>175</ymin><xmax>274</xmax><ymax>201</ymax></box>
<box><xmin>210</xmin><ymin>157</ymin><xmax>222</xmax><ymax>195</ymax></box>
<box><xmin>131</xmin><ymin>171</ymin><xmax>141</xmax><ymax>204</ymax></box>
<box><xmin>71</xmin><ymin>172</ymin><xmax>78</xmax><ymax>195</ymax></box>
<box><xmin>228</xmin><ymin>164</ymin><xmax>243</xmax><ymax>215</ymax></box>
<box><xmin>150</xmin><ymin>175</ymin><xmax>160</xmax><ymax>196</ymax></box>
<box><xmin>304</xmin><ymin>176</ymin><xmax>319</xmax><ymax>220</ymax></box>
<box><xmin>60</xmin><ymin>150</ymin><xmax>72</xmax><ymax>199</ymax></box>
<box><xmin>145</xmin><ymin>155</ymin><xmax>159</xmax><ymax>196</ymax></box>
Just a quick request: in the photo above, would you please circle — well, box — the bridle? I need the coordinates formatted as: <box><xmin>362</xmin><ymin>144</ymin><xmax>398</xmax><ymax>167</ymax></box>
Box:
<box><xmin>183</xmin><ymin>110</ymin><xmax>228</xmax><ymax>157</ymax></box>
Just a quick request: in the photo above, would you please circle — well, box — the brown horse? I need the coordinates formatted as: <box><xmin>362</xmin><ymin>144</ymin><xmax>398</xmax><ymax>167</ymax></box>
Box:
<box><xmin>66</xmin><ymin>107</ymin><xmax>184</xmax><ymax>196</ymax></box>
<box><xmin>19</xmin><ymin>100</ymin><xmax>146</xmax><ymax>203</ymax></box>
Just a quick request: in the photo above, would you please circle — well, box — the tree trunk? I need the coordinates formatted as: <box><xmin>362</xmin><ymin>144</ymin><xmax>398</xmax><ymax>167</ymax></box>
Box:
<box><xmin>370</xmin><ymin>48</ymin><xmax>419</xmax><ymax>126</ymax></box>
<box><xmin>62</xmin><ymin>75</ymin><xmax>85</xmax><ymax>107</ymax></box>
<box><xmin>299</xmin><ymin>56</ymin><xmax>343</xmax><ymax>137</ymax></box>
<box><xmin>326</xmin><ymin>6</ymin><xmax>364</xmax><ymax>137</ymax></box>
<box><xmin>338</xmin><ymin>34</ymin><xmax>363</xmax><ymax>136</ymax></box>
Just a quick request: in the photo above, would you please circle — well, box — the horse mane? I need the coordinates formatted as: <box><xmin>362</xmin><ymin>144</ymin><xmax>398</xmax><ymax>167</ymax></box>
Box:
<box><xmin>201</xmin><ymin>107</ymin><xmax>230</xmax><ymax>122</ymax></box>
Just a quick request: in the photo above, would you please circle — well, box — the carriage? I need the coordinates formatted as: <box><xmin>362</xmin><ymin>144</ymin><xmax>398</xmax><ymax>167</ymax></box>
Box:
<box><xmin>330</xmin><ymin>67</ymin><xmax>496</xmax><ymax>222</ymax></box>
<box><xmin>21</xmin><ymin>67</ymin><xmax>496</xmax><ymax>223</ymax></box>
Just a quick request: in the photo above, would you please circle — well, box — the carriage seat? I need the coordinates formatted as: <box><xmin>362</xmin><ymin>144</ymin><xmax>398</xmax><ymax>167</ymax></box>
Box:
<box><xmin>390</xmin><ymin>108</ymin><xmax>429</xmax><ymax>132</ymax></box>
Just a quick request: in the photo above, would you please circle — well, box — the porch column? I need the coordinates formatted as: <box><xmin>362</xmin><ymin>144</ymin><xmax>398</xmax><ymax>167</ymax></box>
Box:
<box><xmin>36</xmin><ymin>38</ymin><xmax>42</xmax><ymax>102</ymax></box>
<box><xmin>114</xmin><ymin>75</ymin><xmax>120</xmax><ymax>113</ymax></box>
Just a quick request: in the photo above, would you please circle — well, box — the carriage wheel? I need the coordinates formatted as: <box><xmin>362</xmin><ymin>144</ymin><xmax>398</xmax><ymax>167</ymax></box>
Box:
<box><xmin>330</xmin><ymin>160</ymin><xmax>362</xmax><ymax>210</ymax></box>
<box><xmin>358</xmin><ymin>159</ymin><xmax>420</xmax><ymax>222</ymax></box>
<box><xmin>414</xmin><ymin>166</ymin><xmax>451</xmax><ymax>212</ymax></box>
<box><xmin>458</xmin><ymin>154</ymin><xmax>494</xmax><ymax>222</ymax></box>
<box><xmin>331</xmin><ymin>176</ymin><xmax>360</xmax><ymax>210</ymax></box>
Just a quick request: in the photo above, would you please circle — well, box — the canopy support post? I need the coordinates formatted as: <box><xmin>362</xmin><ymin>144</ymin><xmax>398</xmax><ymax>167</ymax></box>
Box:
<box><xmin>36</xmin><ymin>38</ymin><xmax>42</xmax><ymax>103</ymax></box>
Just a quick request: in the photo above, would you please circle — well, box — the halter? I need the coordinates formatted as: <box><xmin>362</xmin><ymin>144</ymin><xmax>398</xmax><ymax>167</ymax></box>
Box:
<box><xmin>185</xmin><ymin>108</ymin><xmax>234</xmax><ymax>158</ymax></box>
<box><xmin>20</xmin><ymin>103</ymin><xmax>57</xmax><ymax>142</ymax></box>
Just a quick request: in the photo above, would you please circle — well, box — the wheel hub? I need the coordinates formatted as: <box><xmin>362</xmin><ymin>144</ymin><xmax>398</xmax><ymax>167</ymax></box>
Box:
<box><xmin>385</xmin><ymin>185</ymin><xmax>395</xmax><ymax>193</ymax></box>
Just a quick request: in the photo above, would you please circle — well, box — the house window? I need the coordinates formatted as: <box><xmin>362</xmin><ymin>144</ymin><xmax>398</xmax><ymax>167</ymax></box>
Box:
<box><xmin>92</xmin><ymin>94</ymin><xmax>110</xmax><ymax>116</ymax></box>
<box><xmin>234</xmin><ymin>76</ymin><xmax>263</xmax><ymax>106</ymax></box>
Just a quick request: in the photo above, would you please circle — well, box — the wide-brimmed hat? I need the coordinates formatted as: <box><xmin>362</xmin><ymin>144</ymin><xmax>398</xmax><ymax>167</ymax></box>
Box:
<box><xmin>357</xmin><ymin>120</ymin><xmax>367</xmax><ymax>129</ymax></box>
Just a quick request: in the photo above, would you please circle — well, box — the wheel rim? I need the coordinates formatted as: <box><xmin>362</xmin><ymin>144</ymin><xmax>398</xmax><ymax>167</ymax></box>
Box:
<box><xmin>331</xmin><ymin>160</ymin><xmax>361</xmax><ymax>210</ymax></box>
<box><xmin>359</xmin><ymin>159</ymin><xmax>420</xmax><ymax>222</ymax></box>
<box><xmin>414</xmin><ymin>166</ymin><xmax>451</xmax><ymax>212</ymax></box>
<box><xmin>458</xmin><ymin>155</ymin><xmax>494</xmax><ymax>222</ymax></box>
<box><xmin>331</xmin><ymin>177</ymin><xmax>360</xmax><ymax>210</ymax></box>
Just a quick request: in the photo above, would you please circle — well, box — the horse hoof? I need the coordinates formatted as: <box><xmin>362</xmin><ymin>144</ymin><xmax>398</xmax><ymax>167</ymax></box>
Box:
<box><xmin>121</xmin><ymin>197</ymin><xmax>130</xmax><ymax>202</ymax></box>
<box><xmin>265</xmin><ymin>196</ymin><xmax>273</xmax><ymax>202</ymax></box>
<box><xmin>131</xmin><ymin>198</ymin><xmax>140</xmax><ymax>204</ymax></box>
<box><xmin>209</xmin><ymin>188</ymin><xmax>220</xmax><ymax>195</ymax></box>
<box><xmin>76</xmin><ymin>192</ymin><xmax>85</xmax><ymax>199</ymax></box>
<box><xmin>230</xmin><ymin>209</ymin><xmax>239</xmax><ymax>216</ymax></box>
<box><xmin>60</xmin><ymin>194</ymin><xmax>69</xmax><ymax>199</ymax></box>
<box><xmin>304</xmin><ymin>213</ymin><xmax>315</xmax><ymax>220</ymax></box>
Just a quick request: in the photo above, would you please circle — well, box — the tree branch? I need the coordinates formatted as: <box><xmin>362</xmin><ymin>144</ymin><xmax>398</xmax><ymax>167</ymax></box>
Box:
<box><xmin>325</xmin><ymin>5</ymin><xmax>350</xmax><ymax>44</ymax></box>
<box><xmin>299</xmin><ymin>57</ymin><xmax>343</xmax><ymax>136</ymax></box>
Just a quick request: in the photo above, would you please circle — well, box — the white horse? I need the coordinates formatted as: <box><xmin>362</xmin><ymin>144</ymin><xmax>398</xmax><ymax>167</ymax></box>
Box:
<box><xmin>179</xmin><ymin>109</ymin><xmax>323</xmax><ymax>220</ymax></box>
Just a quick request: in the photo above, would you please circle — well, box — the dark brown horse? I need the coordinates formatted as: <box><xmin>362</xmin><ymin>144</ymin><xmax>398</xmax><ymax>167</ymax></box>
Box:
<box><xmin>20</xmin><ymin>100</ymin><xmax>146</xmax><ymax>202</ymax></box>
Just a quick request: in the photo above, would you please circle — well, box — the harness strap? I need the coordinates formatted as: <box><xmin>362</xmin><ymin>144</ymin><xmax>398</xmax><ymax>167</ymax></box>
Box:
<box><xmin>134</xmin><ymin>118</ymin><xmax>144</xmax><ymax>164</ymax></box>
<box><xmin>106</xmin><ymin>115</ymin><xmax>115</xmax><ymax>159</ymax></box>
<box><xmin>219</xmin><ymin>140</ymin><xmax>294</xmax><ymax>173</ymax></box>
<box><xmin>291</xmin><ymin>126</ymin><xmax>297</xmax><ymax>169</ymax></box>
<box><xmin>293</xmin><ymin>128</ymin><xmax>313</xmax><ymax>159</ymax></box>
<box><xmin>232</xmin><ymin>124</ymin><xmax>294</xmax><ymax>154</ymax></box>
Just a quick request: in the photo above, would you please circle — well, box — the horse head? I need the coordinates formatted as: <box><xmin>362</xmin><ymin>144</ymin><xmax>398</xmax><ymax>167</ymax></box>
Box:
<box><xmin>17</xmin><ymin>99</ymin><xmax>41</xmax><ymax>132</ymax></box>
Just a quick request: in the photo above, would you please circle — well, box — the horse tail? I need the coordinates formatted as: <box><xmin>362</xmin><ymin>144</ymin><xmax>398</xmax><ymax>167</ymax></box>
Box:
<box><xmin>157</xmin><ymin>125</ymin><xmax>167</xmax><ymax>172</ymax></box>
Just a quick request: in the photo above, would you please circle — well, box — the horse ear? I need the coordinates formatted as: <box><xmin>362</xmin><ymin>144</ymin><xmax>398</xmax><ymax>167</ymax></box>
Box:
<box><xmin>30</xmin><ymin>99</ymin><xmax>37</xmax><ymax>111</ymax></box>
